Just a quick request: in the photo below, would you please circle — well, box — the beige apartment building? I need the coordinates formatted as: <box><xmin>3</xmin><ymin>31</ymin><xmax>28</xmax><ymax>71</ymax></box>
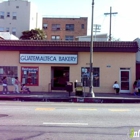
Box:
<box><xmin>43</xmin><ymin>17</ymin><xmax>87</xmax><ymax>41</ymax></box>
<box><xmin>0</xmin><ymin>40</ymin><xmax>138</xmax><ymax>94</ymax></box>
<box><xmin>0</xmin><ymin>0</ymin><xmax>42</xmax><ymax>38</ymax></box>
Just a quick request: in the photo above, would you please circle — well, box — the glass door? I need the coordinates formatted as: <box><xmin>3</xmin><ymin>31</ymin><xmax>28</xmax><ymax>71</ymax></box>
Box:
<box><xmin>120</xmin><ymin>69</ymin><xmax>130</xmax><ymax>93</ymax></box>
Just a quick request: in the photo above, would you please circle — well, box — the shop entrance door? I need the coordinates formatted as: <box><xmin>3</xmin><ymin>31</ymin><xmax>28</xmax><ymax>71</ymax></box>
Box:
<box><xmin>120</xmin><ymin>69</ymin><xmax>130</xmax><ymax>93</ymax></box>
<box><xmin>51</xmin><ymin>67</ymin><xmax>69</xmax><ymax>90</ymax></box>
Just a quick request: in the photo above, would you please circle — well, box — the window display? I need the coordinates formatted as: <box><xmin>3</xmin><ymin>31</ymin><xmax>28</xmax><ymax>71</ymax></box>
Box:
<box><xmin>81</xmin><ymin>67</ymin><xmax>100</xmax><ymax>87</ymax></box>
<box><xmin>0</xmin><ymin>66</ymin><xmax>17</xmax><ymax>85</ymax></box>
<box><xmin>21</xmin><ymin>67</ymin><xmax>39</xmax><ymax>86</ymax></box>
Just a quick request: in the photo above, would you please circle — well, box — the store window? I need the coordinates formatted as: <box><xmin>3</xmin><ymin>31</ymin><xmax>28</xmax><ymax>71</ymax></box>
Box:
<box><xmin>81</xmin><ymin>67</ymin><xmax>100</xmax><ymax>87</ymax></box>
<box><xmin>21</xmin><ymin>67</ymin><xmax>39</xmax><ymax>86</ymax></box>
<box><xmin>0</xmin><ymin>66</ymin><xmax>17</xmax><ymax>85</ymax></box>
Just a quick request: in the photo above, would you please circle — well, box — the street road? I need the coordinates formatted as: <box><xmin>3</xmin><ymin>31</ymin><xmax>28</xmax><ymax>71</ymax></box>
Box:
<box><xmin>0</xmin><ymin>101</ymin><xmax>140</xmax><ymax>140</ymax></box>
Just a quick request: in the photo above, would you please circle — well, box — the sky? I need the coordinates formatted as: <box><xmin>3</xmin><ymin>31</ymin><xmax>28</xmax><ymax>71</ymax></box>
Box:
<box><xmin>30</xmin><ymin>0</ymin><xmax>140</xmax><ymax>41</ymax></box>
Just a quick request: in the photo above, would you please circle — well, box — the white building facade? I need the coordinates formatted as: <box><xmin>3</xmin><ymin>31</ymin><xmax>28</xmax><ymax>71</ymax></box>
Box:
<box><xmin>76</xmin><ymin>34</ymin><xmax>108</xmax><ymax>42</ymax></box>
<box><xmin>0</xmin><ymin>0</ymin><xmax>42</xmax><ymax>38</ymax></box>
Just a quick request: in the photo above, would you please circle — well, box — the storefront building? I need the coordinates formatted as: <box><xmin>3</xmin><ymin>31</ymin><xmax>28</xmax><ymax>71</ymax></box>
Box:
<box><xmin>0</xmin><ymin>40</ymin><xmax>138</xmax><ymax>93</ymax></box>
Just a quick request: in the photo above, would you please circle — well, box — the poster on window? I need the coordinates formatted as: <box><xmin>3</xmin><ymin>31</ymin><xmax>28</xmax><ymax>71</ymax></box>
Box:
<box><xmin>0</xmin><ymin>68</ymin><xmax>3</xmax><ymax>74</ymax></box>
<box><xmin>81</xmin><ymin>67</ymin><xmax>100</xmax><ymax>87</ymax></box>
<box><xmin>21</xmin><ymin>67</ymin><xmax>39</xmax><ymax>86</ymax></box>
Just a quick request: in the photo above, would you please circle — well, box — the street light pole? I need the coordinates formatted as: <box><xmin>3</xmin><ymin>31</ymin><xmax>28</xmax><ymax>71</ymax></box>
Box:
<box><xmin>89</xmin><ymin>0</ymin><xmax>95</xmax><ymax>97</ymax></box>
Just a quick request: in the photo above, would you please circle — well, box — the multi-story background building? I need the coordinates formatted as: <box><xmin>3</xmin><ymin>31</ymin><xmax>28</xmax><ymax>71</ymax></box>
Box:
<box><xmin>0</xmin><ymin>0</ymin><xmax>42</xmax><ymax>38</ymax></box>
<box><xmin>43</xmin><ymin>17</ymin><xmax>87</xmax><ymax>41</ymax></box>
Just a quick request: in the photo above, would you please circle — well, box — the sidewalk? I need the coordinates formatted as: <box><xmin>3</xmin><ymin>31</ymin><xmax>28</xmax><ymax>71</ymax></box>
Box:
<box><xmin>0</xmin><ymin>91</ymin><xmax>140</xmax><ymax>103</ymax></box>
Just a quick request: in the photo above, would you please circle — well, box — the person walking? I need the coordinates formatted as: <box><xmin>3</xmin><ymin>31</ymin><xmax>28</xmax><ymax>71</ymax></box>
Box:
<box><xmin>133</xmin><ymin>80</ymin><xmax>138</xmax><ymax>96</ymax></box>
<box><xmin>136</xmin><ymin>78</ymin><xmax>140</xmax><ymax>93</ymax></box>
<box><xmin>2</xmin><ymin>76</ymin><xmax>9</xmax><ymax>94</ymax></box>
<box><xmin>14</xmin><ymin>77</ymin><xmax>21</xmax><ymax>93</ymax></box>
<box><xmin>113</xmin><ymin>81</ymin><xmax>120</xmax><ymax>94</ymax></box>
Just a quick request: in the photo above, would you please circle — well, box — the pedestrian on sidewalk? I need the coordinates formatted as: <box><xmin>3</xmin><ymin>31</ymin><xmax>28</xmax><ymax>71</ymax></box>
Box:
<box><xmin>136</xmin><ymin>78</ymin><xmax>140</xmax><ymax>94</ymax></box>
<box><xmin>14</xmin><ymin>77</ymin><xmax>21</xmax><ymax>93</ymax></box>
<box><xmin>133</xmin><ymin>80</ymin><xmax>138</xmax><ymax>96</ymax></box>
<box><xmin>2</xmin><ymin>76</ymin><xmax>9</xmax><ymax>94</ymax></box>
<box><xmin>21</xmin><ymin>84</ymin><xmax>31</xmax><ymax>94</ymax></box>
<box><xmin>113</xmin><ymin>81</ymin><xmax>120</xmax><ymax>94</ymax></box>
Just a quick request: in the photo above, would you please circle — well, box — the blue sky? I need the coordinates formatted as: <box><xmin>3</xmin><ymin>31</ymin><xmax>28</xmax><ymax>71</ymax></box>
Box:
<box><xmin>30</xmin><ymin>0</ymin><xmax>140</xmax><ymax>41</ymax></box>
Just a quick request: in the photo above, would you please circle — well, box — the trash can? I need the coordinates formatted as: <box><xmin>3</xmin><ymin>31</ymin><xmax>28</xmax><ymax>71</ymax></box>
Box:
<box><xmin>66</xmin><ymin>82</ymin><xmax>73</xmax><ymax>96</ymax></box>
<box><xmin>74</xmin><ymin>82</ymin><xmax>83</xmax><ymax>96</ymax></box>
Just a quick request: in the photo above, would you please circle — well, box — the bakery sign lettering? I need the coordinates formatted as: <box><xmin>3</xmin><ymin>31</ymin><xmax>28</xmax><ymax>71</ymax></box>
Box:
<box><xmin>20</xmin><ymin>54</ymin><xmax>78</xmax><ymax>64</ymax></box>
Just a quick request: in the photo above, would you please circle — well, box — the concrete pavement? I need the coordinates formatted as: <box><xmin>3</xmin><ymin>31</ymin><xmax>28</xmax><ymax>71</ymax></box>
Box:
<box><xmin>0</xmin><ymin>91</ymin><xmax>140</xmax><ymax>103</ymax></box>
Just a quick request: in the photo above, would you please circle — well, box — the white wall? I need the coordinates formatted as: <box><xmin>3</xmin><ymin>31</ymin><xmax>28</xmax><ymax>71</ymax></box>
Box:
<box><xmin>29</xmin><ymin>2</ymin><xmax>42</xmax><ymax>30</ymax></box>
<box><xmin>76</xmin><ymin>34</ymin><xmax>108</xmax><ymax>42</ymax></box>
<box><xmin>78</xmin><ymin>37</ymin><xmax>107</xmax><ymax>41</ymax></box>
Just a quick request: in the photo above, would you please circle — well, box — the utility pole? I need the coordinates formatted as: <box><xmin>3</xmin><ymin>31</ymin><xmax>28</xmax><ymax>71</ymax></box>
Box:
<box><xmin>89</xmin><ymin>0</ymin><xmax>95</xmax><ymax>97</ymax></box>
<box><xmin>104</xmin><ymin>7</ymin><xmax>118</xmax><ymax>41</ymax></box>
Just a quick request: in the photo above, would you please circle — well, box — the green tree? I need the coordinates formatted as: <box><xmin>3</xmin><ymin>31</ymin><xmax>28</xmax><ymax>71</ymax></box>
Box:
<box><xmin>20</xmin><ymin>28</ymin><xmax>46</xmax><ymax>40</ymax></box>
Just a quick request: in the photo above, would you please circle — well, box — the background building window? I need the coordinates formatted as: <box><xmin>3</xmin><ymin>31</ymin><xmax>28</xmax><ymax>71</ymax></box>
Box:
<box><xmin>12</xmin><ymin>27</ymin><xmax>16</xmax><ymax>35</ymax></box>
<box><xmin>81</xmin><ymin>67</ymin><xmax>100</xmax><ymax>87</ymax></box>
<box><xmin>0</xmin><ymin>66</ymin><xmax>17</xmax><ymax>85</ymax></box>
<box><xmin>6</xmin><ymin>27</ymin><xmax>10</xmax><ymax>32</ymax></box>
<box><xmin>0</xmin><ymin>27</ymin><xmax>4</xmax><ymax>32</ymax></box>
<box><xmin>52</xmin><ymin>24</ymin><xmax>60</xmax><ymax>31</ymax></box>
<box><xmin>81</xmin><ymin>24</ymin><xmax>84</xmax><ymax>29</ymax></box>
<box><xmin>0</xmin><ymin>11</ymin><xmax>4</xmax><ymax>19</ymax></box>
<box><xmin>43</xmin><ymin>23</ymin><xmax>48</xmax><ymax>29</ymax></box>
<box><xmin>51</xmin><ymin>35</ymin><xmax>60</xmax><ymax>40</ymax></box>
<box><xmin>65</xmin><ymin>36</ymin><xmax>74</xmax><ymax>41</ymax></box>
<box><xmin>7</xmin><ymin>12</ymin><xmax>10</xmax><ymax>17</ymax></box>
<box><xmin>12</xmin><ymin>12</ymin><xmax>17</xmax><ymax>20</ymax></box>
<box><xmin>21</xmin><ymin>67</ymin><xmax>39</xmax><ymax>86</ymax></box>
<box><xmin>65</xmin><ymin>24</ymin><xmax>74</xmax><ymax>31</ymax></box>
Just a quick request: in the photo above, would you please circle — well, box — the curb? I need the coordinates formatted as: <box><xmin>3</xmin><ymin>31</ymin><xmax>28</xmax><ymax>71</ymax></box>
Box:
<box><xmin>70</xmin><ymin>97</ymin><xmax>140</xmax><ymax>103</ymax></box>
<box><xmin>0</xmin><ymin>95</ymin><xmax>140</xmax><ymax>103</ymax></box>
